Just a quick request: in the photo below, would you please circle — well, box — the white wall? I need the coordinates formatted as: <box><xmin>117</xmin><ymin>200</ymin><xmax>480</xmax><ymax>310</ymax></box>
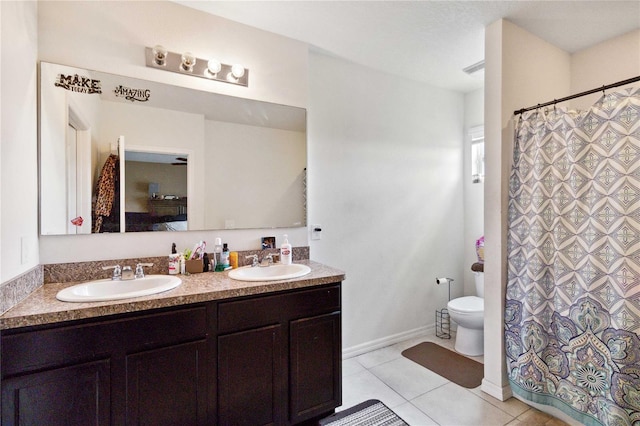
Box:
<box><xmin>204</xmin><ymin>121</ymin><xmax>306</xmax><ymax>230</ymax></box>
<box><xmin>463</xmin><ymin>88</ymin><xmax>484</xmax><ymax>295</ymax></box>
<box><xmin>308</xmin><ymin>52</ymin><xmax>465</xmax><ymax>353</ymax></box>
<box><xmin>570</xmin><ymin>29</ymin><xmax>640</xmax><ymax>111</ymax></box>
<box><xmin>37</xmin><ymin>0</ymin><xmax>310</xmax><ymax>263</ymax></box>
<box><xmin>1</xmin><ymin>1</ymin><xmax>39</xmax><ymax>282</ymax></box>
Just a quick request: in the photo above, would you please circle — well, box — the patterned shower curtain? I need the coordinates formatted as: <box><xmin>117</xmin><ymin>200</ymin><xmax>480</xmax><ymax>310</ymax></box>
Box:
<box><xmin>505</xmin><ymin>87</ymin><xmax>640</xmax><ymax>426</ymax></box>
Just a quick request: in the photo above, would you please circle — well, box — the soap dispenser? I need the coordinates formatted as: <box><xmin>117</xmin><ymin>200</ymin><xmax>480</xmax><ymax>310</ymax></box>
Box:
<box><xmin>281</xmin><ymin>234</ymin><xmax>292</xmax><ymax>265</ymax></box>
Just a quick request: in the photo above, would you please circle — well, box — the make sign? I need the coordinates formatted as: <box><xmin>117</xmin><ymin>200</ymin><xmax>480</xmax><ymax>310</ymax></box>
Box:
<box><xmin>55</xmin><ymin>73</ymin><xmax>101</xmax><ymax>94</ymax></box>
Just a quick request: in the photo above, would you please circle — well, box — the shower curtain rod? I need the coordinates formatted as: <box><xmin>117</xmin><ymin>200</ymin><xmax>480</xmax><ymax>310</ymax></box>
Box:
<box><xmin>513</xmin><ymin>75</ymin><xmax>640</xmax><ymax>116</ymax></box>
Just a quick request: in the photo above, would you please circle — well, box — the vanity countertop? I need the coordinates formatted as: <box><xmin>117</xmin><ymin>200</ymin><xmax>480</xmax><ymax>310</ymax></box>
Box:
<box><xmin>0</xmin><ymin>260</ymin><xmax>345</xmax><ymax>330</ymax></box>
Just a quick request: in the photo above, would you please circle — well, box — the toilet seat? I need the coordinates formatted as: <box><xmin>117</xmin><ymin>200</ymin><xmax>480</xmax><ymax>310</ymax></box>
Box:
<box><xmin>447</xmin><ymin>296</ymin><xmax>483</xmax><ymax>313</ymax></box>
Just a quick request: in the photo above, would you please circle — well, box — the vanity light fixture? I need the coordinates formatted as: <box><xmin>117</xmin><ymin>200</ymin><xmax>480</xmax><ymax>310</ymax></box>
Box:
<box><xmin>152</xmin><ymin>45</ymin><xmax>168</xmax><ymax>66</ymax></box>
<box><xmin>207</xmin><ymin>59</ymin><xmax>222</xmax><ymax>76</ymax></box>
<box><xmin>231</xmin><ymin>64</ymin><xmax>245</xmax><ymax>79</ymax></box>
<box><xmin>181</xmin><ymin>52</ymin><xmax>196</xmax><ymax>72</ymax></box>
<box><xmin>145</xmin><ymin>46</ymin><xmax>249</xmax><ymax>87</ymax></box>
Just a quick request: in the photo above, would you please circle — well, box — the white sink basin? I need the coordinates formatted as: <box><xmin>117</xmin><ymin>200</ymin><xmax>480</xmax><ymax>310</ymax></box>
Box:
<box><xmin>56</xmin><ymin>275</ymin><xmax>182</xmax><ymax>302</ymax></box>
<box><xmin>228</xmin><ymin>263</ymin><xmax>311</xmax><ymax>282</ymax></box>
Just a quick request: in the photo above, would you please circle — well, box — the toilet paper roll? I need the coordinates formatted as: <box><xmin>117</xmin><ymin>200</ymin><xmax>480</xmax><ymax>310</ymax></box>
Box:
<box><xmin>436</xmin><ymin>277</ymin><xmax>454</xmax><ymax>285</ymax></box>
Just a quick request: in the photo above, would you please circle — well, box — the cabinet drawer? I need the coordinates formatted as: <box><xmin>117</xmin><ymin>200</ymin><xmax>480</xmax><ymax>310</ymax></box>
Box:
<box><xmin>2</xmin><ymin>305</ymin><xmax>207</xmax><ymax>377</ymax></box>
<box><xmin>217</xmin><ymin>284</ymin><xmax>340</xmax><ymax>334</ymax></box>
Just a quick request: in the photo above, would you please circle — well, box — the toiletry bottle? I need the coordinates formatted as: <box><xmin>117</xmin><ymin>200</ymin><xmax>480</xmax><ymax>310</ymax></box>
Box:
<box><xmin>214</xmin><ymin>238</ymin><xmax>224</xmax><ymax>272</ymax></box>
<box><xmin>180</xmin><ymin>253</ymin><xmax>186</xmax><ymax>275</ymax></box>
<box><xmin>202</xmin><ymin>253</ymin><xmax>210</xmax><ymax>272</ymax></box>
<box><xmin>281</xmin><ymin>234</ymin><xmax>292</xmax><ymax>265</ymax></box>
<box><xmin>221</xmin><ymin>244</ymin><xmax>230</xmax><ymax>269</ymax></box>
<box><xmin>169</xmin><ymin>243</ymin><xmax>179</xmax><ymax>275</ymax></box>
<box><xmin>229</xmin><ymin>251</ymin><xmax>238</xmax><ymax>269</ymax></box>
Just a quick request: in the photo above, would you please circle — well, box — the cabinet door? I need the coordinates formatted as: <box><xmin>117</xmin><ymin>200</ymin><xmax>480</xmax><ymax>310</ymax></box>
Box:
<box><xmin>1</xmin><ymin>360</ymin><xmax>110</xmax><ymax>426</ymax></box>
<box><xmin>218</xmin><ymin>325</ymin><xmax>284</xmax><ymax>426</ymax></box>
<box><xmin>126</xmin><ymin>340</ymin><xmax>208</xmax><ymax>426</ymax></box>
<box><xmin>290</xmin><ymin>312</ymin><xmax>341</xmax><ymax>423</ymax></box>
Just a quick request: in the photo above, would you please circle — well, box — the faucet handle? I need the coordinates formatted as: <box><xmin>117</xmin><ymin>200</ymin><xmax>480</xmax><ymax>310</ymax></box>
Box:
<box><xmin>245</xmin><ymin>254</ymin><xmax>259</xmax><ymax>267</ymax></box>
<box><xmin>102</xmin><ymin>265</ymin><xmax>122</xmax><ymax>280</ymax></box>
<box><xmin>135</xmin><ymin>263</ymin><xmax>154</xmax><ymax>279</ymax></box>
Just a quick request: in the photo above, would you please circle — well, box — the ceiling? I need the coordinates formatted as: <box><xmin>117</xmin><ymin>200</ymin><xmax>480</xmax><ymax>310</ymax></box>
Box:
<box><xmin>175</xmin><ymin>1</ymin><xmax>640</xmax><ymax>93</ymax></box>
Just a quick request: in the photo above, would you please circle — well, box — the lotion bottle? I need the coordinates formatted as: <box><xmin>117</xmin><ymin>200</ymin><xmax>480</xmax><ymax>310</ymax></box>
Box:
<box><xmin>169</xmin><ymin>243</ymin><xmax>179</xmax><ymax>275</ymax></box>
<box><xmin>281</xmin><ymin>234</ymin><xmax>292</xmax><ymax>265</ymax></box>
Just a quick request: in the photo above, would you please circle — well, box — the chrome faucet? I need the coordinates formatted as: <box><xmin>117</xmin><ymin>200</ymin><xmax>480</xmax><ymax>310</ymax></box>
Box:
<box><xmin>246</xmin><ymin>254</ymin><xmax>259</xmax><ymax>267</ymax></box>
<box><xmin>135</xmin><ymin>263</ymin><xmax>154</xmax><ymax>279</ymax></box>
<box><xmin>102</xmin><ymin>263</ymin><xmax>154</xmax><ymax>280</ymax></box>
<box><xmin>260</xmin><ymin>254</ymin><xmax>274</xmax><ymax>267</ymax></box>
<box><xmin>245</xmin><ymin>254</ymin><xmax>274</xmax><ymax>267</ymax></box>
<box><xmin>102</xmin><ymin>265</ymin><xmax>122</xmax><ymax>280</ymax></box>
<box><xmin>121</xmin><ymin>266</ymin><xmax>135</xmax><ymax>280</ymax></box>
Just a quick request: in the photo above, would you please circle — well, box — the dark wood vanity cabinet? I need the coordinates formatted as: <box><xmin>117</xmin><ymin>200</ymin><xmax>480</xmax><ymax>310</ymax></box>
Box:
<box><xmin>1</xmin><ymin>359</ymin><xmax>111</xmax><ymax>425</ymax></box>
<box><xmin>289</xmin><ymin>311</ymin><xmax>341</xmax><ymax>423</ymax></box>
<box><xmin>216</xmin><ymin>284</ymin><xmax>342</xmax><ymax>425</ymax></box>
<box><xmin>0</xmin><ymin>282</ymin><xmax>341</xmax><ymax>425</ymax></box>
<box><xmin>1</xmin><ymin>305</ymin><xmax>210</xmax><ymax>425</ymax></box>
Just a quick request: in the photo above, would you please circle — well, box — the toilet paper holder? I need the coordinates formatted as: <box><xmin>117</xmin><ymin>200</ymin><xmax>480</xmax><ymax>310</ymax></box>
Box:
<box><xmin>435</xmin><ymin>277</ymin><xmax>453</xmax><ymax>339</ymax></box>
<box><xmin>435</xmin><ymin>277</ymin><xmax>454</xmax><ymax>301</ymax></box>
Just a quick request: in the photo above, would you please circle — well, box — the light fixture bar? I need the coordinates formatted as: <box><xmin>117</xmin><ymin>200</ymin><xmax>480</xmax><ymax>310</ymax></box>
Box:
<box><xmin>144</xmin><ymin>47</ymin><xmax>249</xmax><ymax>87</ymax></box>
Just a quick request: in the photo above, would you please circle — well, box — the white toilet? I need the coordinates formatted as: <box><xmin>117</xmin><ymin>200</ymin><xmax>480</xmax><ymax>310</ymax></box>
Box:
<box><xmin>447</xmin><ymin>271</ymin><xmax>484</xmax><ymax>356</ymax></box>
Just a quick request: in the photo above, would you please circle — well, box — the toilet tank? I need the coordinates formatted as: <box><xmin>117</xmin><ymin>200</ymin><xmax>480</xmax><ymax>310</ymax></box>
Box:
<box><xmin>474</xmin><ymin>272</ymin><xmax>484</xmax><ymax>298</ymax></box>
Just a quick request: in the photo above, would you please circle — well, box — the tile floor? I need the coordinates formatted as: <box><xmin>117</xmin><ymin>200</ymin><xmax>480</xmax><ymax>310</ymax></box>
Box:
<box><xmin>340</xmin><ymin>333</ymin><xmax>569</xmax><ymax>426</ymax></box>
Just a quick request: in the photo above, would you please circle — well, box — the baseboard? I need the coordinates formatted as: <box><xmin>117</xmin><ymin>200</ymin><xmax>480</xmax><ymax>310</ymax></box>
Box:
<box><xmin>342</xmin><ymin>324</ymin><xmax>435</xmax><ymax>359</ymax></box>
<box><xmin>480</xmin><ymin>378</ymin><xmax>512</xmax><ymax>401</ymax></box>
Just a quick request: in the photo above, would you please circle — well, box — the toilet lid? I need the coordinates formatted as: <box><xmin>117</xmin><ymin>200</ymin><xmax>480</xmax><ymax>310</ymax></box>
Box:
<box><xmin>447</xmin><ymin>296</ymin><xmax>483</xmax><ymax>313</ymax></box>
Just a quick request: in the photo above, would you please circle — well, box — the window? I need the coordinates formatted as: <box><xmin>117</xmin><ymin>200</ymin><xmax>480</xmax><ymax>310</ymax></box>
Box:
<box><xmin>470</xmin><ymin>126</ymin><xmax>484</xmax><ymax>183</ymax></box>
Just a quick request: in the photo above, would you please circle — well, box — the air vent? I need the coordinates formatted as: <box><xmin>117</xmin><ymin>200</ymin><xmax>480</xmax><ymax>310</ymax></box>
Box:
<box><xmin>463</xmin><ymin>60</ymin><xmax>485</xmax><ymax>75</ymax></box>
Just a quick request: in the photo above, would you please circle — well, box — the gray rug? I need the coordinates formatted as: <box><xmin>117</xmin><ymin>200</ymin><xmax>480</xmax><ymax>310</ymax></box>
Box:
<box><xmin>319</xmin><ymin>399</ymin><xmax>408</xmax><ymax>426</ymax></box>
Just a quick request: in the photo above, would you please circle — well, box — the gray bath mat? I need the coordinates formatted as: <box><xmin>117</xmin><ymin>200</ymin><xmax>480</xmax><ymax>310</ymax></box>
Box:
<box><xmin>319</xmin><ymin>399</ymin><xmax>408</xmax><ymax>426</ymax></box>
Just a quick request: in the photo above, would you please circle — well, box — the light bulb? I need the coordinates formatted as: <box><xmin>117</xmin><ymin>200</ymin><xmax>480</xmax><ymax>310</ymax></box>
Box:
<box><xmin>231</xmin><ymin>64</ymin><xmax>245</xmax><ymax>79</ymax></box>
<box><xmin>207</xmin><ymin>59</ymin><xmax>222</xmax><ymax>75</ymax></box>
<box><xmin>181</xmin><ymin>52</ymin><xmax>196</xmax><ymax>72</ymax></box>
<box><xmin>152</xmin><ymin>45</ymin><xmax>168</xmax><ymax>66</ymax></box>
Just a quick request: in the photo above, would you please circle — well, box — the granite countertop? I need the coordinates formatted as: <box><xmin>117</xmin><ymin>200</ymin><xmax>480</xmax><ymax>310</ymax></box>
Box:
<box><xmin>0</xmin><ymin>260</ymin><xmax>345</xmax><ymax>330</ymax></box>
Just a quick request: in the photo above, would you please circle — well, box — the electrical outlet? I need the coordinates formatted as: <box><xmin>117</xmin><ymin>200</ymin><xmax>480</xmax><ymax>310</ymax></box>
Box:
<box><xmin>311</xmin><ymin>224</ymin><xmax>322</xmax><ymax>240</ymax></box>
<box><xmin>21</xmin><ymin>236</ymin><xmax>35</xmax><ymax>265</ymax></box>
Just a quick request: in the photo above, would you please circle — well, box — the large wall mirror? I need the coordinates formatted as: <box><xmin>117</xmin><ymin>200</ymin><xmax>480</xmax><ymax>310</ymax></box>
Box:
<box><xmin>39</xmin><ymin>62</ymin><xmax>307</xmax><ymax>235</ymax></box>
